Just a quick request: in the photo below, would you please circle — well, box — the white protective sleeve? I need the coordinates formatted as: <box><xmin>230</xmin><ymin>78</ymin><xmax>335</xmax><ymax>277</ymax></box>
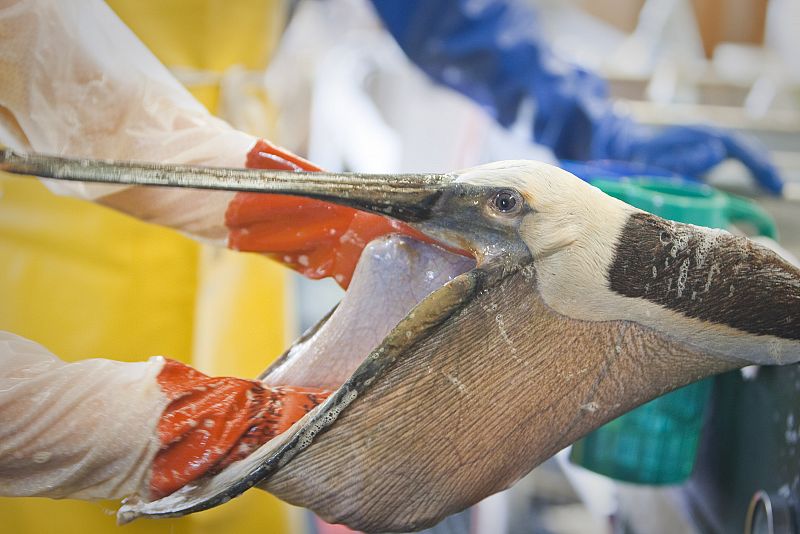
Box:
<box><xmin>0</xmin><ymin>332</ymin><xmax>168</xmax><ymax>500</ymax></box>
<box><xmin>0</xmin><ymin>0</ymin><xmax>258</xmax><ymax>241</ymax></box>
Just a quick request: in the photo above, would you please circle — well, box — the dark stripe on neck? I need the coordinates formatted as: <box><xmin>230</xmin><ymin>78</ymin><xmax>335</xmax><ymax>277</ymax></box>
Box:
<box><xmin>608</xmin><ymin>212</ymin><xmax>800</xmax><ymax>341</ymax></box>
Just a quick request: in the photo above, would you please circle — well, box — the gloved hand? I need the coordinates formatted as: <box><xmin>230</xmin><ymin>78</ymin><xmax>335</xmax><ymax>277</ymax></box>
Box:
<box><xmin>0</xmin><ymin>331</ymin><xmax>329</xmax><ymax>500</ymax></box>
<box><xmin>227</xmin><ymin>139</ymin><xmax>433</xmax><ymax>288</ymax></box>
<box><xmin>370</xmin><ymin>0</ymin><xmax>784</xmax><ymax>195</ymax></box>
<box><xmin>592</xmin><ymin>114</ymin><xmax>784</xmax><ymax>194</ymax></box>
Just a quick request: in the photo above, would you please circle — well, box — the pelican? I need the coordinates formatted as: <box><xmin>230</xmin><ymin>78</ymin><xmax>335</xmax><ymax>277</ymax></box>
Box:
<box><xmin>2</xmin><ymin>149</ymin><xmax>798</xmax><ymax>532</ymax></box>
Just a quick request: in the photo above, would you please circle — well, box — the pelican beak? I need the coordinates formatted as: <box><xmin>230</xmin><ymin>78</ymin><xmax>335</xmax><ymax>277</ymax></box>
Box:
<box><xmin>0</xmin><ymin>147</ymin><xmax>452</xmax><ymax>223</ymax></box>
<box><xmin>0</xmin><ymin>148</ymin><xmax>498</xmax><ymax>264</ymax></box>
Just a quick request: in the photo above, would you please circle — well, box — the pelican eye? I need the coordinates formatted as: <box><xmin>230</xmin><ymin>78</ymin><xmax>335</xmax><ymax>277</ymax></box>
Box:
<box><xmin>491</xmin><ymin>189</ymin><xmax>522</xmax><ymax>214</ymax></box>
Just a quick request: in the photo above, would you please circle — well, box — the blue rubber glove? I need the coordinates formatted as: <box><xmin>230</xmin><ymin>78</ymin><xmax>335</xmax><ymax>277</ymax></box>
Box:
<box><xmin>593</xmin><ymin>114</ymin><xmax>784</xmax><ymax>194</ymax></box>
<box><xmin>370</xmin><ymin>0</ymin><xmax>784</xmax><ymax>195</ymax></box>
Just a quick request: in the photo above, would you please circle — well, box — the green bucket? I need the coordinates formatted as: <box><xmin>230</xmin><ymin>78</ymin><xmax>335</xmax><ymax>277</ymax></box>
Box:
<box><xmin>569</xmin><ymin>177</ymin><xmax>777</xmax><ymax>484</ymax></box>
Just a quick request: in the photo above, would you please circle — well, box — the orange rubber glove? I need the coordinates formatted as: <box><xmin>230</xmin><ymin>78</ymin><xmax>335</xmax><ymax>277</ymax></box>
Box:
<box><xmin>226</xmin><ymin>139</ymin><xmax>434</xmax><ymax>288</ymax></box>
<box><xmin>151</xmin><ymin>359</ymin><xmax>329</xmax><ymax>499</ymax></box>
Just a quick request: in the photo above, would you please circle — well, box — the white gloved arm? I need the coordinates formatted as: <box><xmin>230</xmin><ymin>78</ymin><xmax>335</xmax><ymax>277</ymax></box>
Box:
<box><xmin>0</xmin><ymin>0</ymin><xmax>257</xmax><ymax>241</ymax></box>
<box><xmin>0</xmin><ymin>331</ymin><xmax>329</xmax><ymax>502</ymax></box>
<box><xmin>0</xmin><ymin>332</ymin><xmax>167</xmax><ymax>499</ymax></box>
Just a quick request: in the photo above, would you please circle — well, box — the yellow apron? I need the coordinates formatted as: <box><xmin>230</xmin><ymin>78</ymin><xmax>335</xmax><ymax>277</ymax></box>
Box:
<box><xmin>0</xmin><ymin>1</ymin><xmax>294</xmax><ymax>532</ymax></box>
